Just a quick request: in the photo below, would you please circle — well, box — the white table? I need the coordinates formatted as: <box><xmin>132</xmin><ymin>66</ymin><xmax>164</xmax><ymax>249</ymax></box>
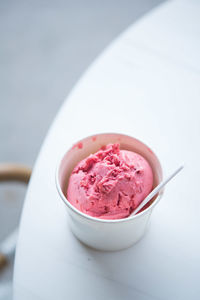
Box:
<box><xmin>13</xmin><ymin>1</ymin><xmax>200</xmax><ymax>299</ymax></box>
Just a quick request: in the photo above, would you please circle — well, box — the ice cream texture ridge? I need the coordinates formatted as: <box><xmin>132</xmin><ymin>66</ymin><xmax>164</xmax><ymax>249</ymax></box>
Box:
<box><xmin>67</xmin><ymin>143</ymin><xmax>153</xmax><ymax>220</ymax></box>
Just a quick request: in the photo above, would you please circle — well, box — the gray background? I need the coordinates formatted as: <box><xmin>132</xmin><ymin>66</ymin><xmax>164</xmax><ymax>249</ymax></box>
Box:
<box><xmin>0</xmin><ymin>0</ymin><xmax>164</xmax><ymax>298</ymax></box>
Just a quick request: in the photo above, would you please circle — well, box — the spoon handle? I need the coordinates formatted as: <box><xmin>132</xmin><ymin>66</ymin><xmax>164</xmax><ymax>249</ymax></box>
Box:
<box><xmin>131</xmin><ymin>165</ymin><xmax>184</xmax><ymax>216</ymax></box>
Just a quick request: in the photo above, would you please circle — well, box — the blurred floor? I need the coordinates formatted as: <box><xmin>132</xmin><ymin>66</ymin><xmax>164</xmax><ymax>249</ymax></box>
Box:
<box><xmin>0</xmin><ymin>0</ymin><xmax>165</xmax><ymax>298</ymax></box>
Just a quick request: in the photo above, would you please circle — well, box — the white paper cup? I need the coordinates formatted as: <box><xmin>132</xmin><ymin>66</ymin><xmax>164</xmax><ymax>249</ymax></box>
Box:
<box><xmin>56</xmin><ymin>133</ymin><xmax>163</xmax><ymax>251</ymax></box>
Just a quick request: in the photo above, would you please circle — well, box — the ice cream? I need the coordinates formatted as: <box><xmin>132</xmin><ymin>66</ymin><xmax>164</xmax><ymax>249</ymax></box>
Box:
<box><xmin>67</xmin><ymin>143</ymin><xmax>153</xmax><ymax>220</ymax></box>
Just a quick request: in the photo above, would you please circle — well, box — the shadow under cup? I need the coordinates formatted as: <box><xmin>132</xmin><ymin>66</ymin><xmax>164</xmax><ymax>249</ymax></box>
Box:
<box><xmin>56</xmin><ymin>133</ymin><xmax>163</xmax><ymax>251</ymax></box>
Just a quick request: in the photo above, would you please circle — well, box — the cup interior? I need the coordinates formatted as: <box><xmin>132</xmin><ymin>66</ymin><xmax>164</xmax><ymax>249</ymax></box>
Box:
<box><xmin>58</xmin><ymin>133</ymin><xmax>163</xmax><ymax>215</ymax></box>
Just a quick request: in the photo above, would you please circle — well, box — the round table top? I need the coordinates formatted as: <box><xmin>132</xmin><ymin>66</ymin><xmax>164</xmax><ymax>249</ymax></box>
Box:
<box><xmin>13</xmin><ymin>1</ymin><xmax>200</xmax><ymax>299</ymax></box>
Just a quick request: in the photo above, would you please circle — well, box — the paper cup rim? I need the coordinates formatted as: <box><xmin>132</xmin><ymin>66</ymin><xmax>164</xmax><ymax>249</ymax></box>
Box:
<box><xmin>55</xmin><ymin>132</ymin><xmax>163</xmax><ymax>224</ymax></box>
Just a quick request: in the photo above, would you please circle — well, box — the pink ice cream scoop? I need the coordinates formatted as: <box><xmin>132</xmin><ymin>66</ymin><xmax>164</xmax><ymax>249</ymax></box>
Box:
<box><xmin>67</xmin><ymin>143</ymin><xmax>153</xmax><ymax>220</ymax></box>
